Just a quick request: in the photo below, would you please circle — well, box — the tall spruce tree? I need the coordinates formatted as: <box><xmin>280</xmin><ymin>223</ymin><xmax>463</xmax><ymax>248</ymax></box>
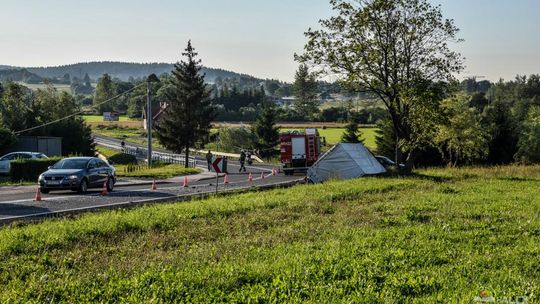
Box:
<box><xmin>292</xmin><ymin>64</ymin><xmax>319</xmax><ymax>120</ymax></box>
<box><xmin>93</xmin><ymin>74</ymin><xmax>115</xmax><ymax>113</ymax></box>
<box><xmin>252</xmin><ymin>100</ymin><xmax>280</xmax><ymax>156</ymax></box>
<box><xmin>341</xmin><ymin>117</ymin><xmax>363</xmax><ymax>143</ymax></box>
<box><xmin>155</xmin><ymin>41</ymin><xmax>215</xmax><ymax>167</ymax></box>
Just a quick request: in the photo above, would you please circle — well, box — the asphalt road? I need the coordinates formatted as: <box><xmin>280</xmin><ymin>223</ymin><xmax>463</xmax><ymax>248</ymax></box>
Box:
<box><xmin>0</xmin><ymin>136</ymin><xmax>302</xmax><ymax>223</ymax></box>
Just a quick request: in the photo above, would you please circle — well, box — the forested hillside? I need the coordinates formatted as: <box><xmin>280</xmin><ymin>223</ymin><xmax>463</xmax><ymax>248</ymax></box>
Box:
<box><xmin>0</xmin><ymin>69</ymin><xmax>42</xmax><ymax>83</ymax></box>
<box><xmin>11</xmin><ymin>62</ymin><xmax>262</xmax><ymax>83</ymax></box>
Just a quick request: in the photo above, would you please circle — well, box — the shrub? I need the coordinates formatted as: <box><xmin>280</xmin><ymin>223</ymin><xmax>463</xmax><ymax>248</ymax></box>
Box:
<box><xmin>108</xmin><ymin>153</ymin><xmax>137</xmax><ymax>165</ymax></box>
<box><xmin>9</xmin><ymin>157</ymin><xmax>62</xmax><ymax>182</ymax></box>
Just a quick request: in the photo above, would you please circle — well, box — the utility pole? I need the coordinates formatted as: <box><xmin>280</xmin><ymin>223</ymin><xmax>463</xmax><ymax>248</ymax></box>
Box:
<box><xmin>147</xmin><ymin>80</ymin><xmax>152</xmax><ymax>167</ymax></box>
<box><xmin>146</xmin><ymin>74</ymin><xmax>160</xmax><ymax>167</ymax></box>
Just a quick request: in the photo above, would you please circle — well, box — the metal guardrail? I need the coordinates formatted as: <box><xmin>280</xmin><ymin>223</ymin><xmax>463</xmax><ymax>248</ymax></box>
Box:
<box><xmin>122</xmin><ymin>146</ymin><xmax>198</xmax><ymax>168</ymax></box>
<box><xmin>94</xmin><ymin>137</ymin><xmax>201</xmax><ymax>168</ymax></box>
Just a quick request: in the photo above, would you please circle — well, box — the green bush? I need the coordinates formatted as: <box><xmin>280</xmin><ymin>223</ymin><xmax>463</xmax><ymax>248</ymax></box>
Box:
<box><xmin>9</xmin><ymin>157</ymin><xmax>62</xmax><ymax>182</ymax></box>
<box><xmin>108</xmin><ymin>153</ymin><xmax>137</xmax><ymax>165</ymax></box>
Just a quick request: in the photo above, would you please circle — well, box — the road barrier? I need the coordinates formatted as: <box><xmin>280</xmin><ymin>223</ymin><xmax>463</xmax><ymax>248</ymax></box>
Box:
<box><xmin>94</xmin><ymin>137</ymin><xmax>201</xmax><ymax>168</ymax></box>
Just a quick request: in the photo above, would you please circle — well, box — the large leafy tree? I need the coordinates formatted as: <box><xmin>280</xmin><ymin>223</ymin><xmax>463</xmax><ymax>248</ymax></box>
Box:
<box><xmin>155</xmin><ymin>41</ymin><xmax>216</xmax><ymax>167</ymax></box>
<box><xmin>299</xmin><ymin>0</ymin><xmax>463</xmax><ymax>171</ymax></box>
<box><xmin>434</xmin><ymin>94</ymin><xmax>488</xmax><ymax>166</ymax></box>
<box><xmin>292</xmin><ymin>64</ymin><xmax>319</xmax><ymax>120</ymax></box>
<box><xmin>33</xmin><ymin>85</ymin><xmax>95</xmax><ymax>155</ymax></box>
<box><xmin>252</xmin><ymin>100</ymin><xmax>280</xmax><ymax>156</ymax></box>
<box><xmin>0</xmin><ymin>82</ymin><xmax>31</xmax><ymax>131</ymax></box>
<box><xmin>515</xmin><ymin>106</ymin><xmax>540</xmax><ymax>164</ymax></box>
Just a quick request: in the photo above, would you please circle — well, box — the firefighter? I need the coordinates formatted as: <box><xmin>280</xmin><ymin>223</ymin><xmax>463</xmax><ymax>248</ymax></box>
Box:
<box><xmin>246</xmin><ymin>150</ymin><xmax>253</xmax><ymax>166</ymax></box>
<box><xmin>206</xmin><ymin>150</ymin><xmax>213</xmax><ymax>171</ymax></box>
<box><xmin>239</xmin><ymin>150</ymin><xmax>247</xmax><ymax>172</ymax></box>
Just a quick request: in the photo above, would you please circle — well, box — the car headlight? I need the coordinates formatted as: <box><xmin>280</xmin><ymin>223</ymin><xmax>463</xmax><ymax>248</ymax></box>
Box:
<box><xmin>38</xmin><ymin>174</ymin><xmax>44</xmax><ymax>181</ymax></box>
<box><xmin>67</xmin><ymin>175</ymin><xmax>79</xmax><ymax>180</ymax></box>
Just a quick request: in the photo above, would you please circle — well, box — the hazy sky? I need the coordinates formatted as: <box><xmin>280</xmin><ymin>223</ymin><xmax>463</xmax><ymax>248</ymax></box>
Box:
<box><xmin>1</xmin><ymin>0</ymin><xmax>540</xmax><ymax>82</ymax></box>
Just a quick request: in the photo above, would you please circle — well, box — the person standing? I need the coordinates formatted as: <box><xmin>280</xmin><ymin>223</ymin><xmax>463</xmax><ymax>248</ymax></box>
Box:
<box><xmin>246</xmin><ymin>151</ymin><xmax>253</xmax><ymax>166</ymax></box>
<box><xmin>239</xmin><ymin>150</ymin><xmax>246</xmax><ymax>172</ymax></box>
<box><xmin>206</xmin><ymin>150</ymin><xmax>213</xmax><ymax>171</ymax></box>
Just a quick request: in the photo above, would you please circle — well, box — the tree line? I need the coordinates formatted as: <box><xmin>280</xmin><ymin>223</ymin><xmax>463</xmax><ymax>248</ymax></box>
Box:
<box><xmin>0</xmin><ymin>82</ymin><xmax>94</xmax><ymax>155</ymax></box>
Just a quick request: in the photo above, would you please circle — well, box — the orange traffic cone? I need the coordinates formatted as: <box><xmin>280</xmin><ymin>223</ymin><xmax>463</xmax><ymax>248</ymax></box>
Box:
<box><xmin>223</xmin><ymin>174</ymin><xmax>229</xmax><ymax>185</ymax></box>
<box><xmin>34</xmin><ymin>188</ymin><xmax>42</xmax><ymax>201</ymax></box>
<box><xmin>101</xmin><ymin>180</ymin><xmax>108</xmax><ymax>196</ymax></box>
<box><xmin>151</xmin><ymin>179</ymin><xmax>157</xmax><ymax>191</ymax></box>
<box><xmin>261</xmin><ymin>172</ymin><xmax>265</xmax><ymax>179</ymax></box>
<box><xmin>248</xmin><ymin>172</ymin><xmax>253</xmax><ymax>182</ymax></box>
<box><xmin>183</xmin><ymin>176</ymin><xmax>189</xmax><ymax>188</ymax></box>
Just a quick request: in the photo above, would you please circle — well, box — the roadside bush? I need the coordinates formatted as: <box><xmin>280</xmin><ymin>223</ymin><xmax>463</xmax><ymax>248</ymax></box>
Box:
<box><xmin>108</xmin><ymin>153</ymin><xmax>137</xmax><ymax>165</ymax></box>
<box><xmin>0</xmin><ymin>127</ymin><xmax>16</xmax><ymax>154</ymax></box>
<box><xmin>215</xmin><ymin>127</ymin><xmax>257</xmax><ymax>153</ymax></box>
<box><xmin>10</xmin><ymin>157</ymin><xmax>62</xmax><ymax>182</ymax></box>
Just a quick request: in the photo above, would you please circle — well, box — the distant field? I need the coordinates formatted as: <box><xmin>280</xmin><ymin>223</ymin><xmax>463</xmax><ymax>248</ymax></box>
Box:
<box><xmin>1</xmin><ymin>165</ymin><xmax>540</xmax><ymax>302</ymax></box>
<box><xmin>17</xmin><ymin>82</ymin><xmax>72</xmax><ymax>92</ymax></box>
<box><xmin>84</xmin><ymin>115</ymin><xmax>142</xmax><ymax>128</ymax></box>
<box><xmin>82</xmin><ymin>115</ymin><xmax>134</xmax><ymax>122</ymax></box>
<box><xmin>319</xmin><ymin>98</ymin><xmax>383</xmax><ymax>110</ymax></box>
<box><xmin>280</xmin><ymin>127</ymin><xmax>377</xmax><ymax>149</ymax></box>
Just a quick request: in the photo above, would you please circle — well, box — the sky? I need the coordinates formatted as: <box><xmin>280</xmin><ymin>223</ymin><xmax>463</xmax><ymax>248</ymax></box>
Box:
<box><xmin>1</xmin><ymin>0</ymin><xmax>540</xmax><ymax>82</ymax></box>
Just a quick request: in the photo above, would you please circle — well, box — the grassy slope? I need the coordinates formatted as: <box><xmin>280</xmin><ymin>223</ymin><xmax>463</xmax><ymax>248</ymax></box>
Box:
<box><xmin>114</xmin><ymin>164</ymin><xmax>200</xmax><ymax>179</ymax></box>
<box><xmin>1</xmin><ymin>166</ymin><xmax>539</xmax><ymax>302</ymax></box>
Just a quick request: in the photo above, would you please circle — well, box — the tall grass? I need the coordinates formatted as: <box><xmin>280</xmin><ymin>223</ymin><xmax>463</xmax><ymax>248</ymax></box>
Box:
<box><xmin>1</xmin><ymin>166</ymin><xmax>539</xmax><ymax>302</ymax></box>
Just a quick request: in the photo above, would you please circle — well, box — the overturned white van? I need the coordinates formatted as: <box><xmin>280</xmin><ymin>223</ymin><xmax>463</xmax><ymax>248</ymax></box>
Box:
<box><xmin>307</xmin><ymin>143</ymin><xmax>386</xmax><ymax>183</ymax></box>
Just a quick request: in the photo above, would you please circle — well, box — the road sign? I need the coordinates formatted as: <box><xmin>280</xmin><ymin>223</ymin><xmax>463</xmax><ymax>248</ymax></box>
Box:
<box><xmin>212</xmin><ymin>157</ymin><xmax>227</xmax><ymax>173</ymax></box>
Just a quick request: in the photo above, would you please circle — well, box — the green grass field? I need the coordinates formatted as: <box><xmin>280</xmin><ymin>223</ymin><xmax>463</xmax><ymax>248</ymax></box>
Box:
<box><xmin>82</xmin><ymin>115</ymin><xmax>133</xmax><ymax>122</ymax></box>
<box><xmin>1</xmin><ymin>165</ymin><xmax>539</xmax><ymax>302</ymax></box>
<box><xmin>17</xmin><ymin>82</ymin><xmax>72</xmax><ymax>93</ymax></box>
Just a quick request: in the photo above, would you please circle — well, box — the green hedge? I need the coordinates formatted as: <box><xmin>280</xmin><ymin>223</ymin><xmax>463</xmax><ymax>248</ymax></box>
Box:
<box><xmin>10</xmin><ymin>157</ymin><xmax>62</xmax><ymax>182</ymax></box>
<box><xmin>108</xmin><ymin>153</ymin><xmax>137</xmax><ymax>165</ymax></box>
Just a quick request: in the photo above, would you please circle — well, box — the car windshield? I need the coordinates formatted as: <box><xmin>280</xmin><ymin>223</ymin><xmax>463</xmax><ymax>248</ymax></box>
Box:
<box><xmin>52</xmin><ymin>159</ymin><xmax>89</xmax><ymax>169</ymax></box>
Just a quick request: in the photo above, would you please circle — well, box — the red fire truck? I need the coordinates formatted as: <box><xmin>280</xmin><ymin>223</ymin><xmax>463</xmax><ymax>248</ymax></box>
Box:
<box><xmin>280</xmin><ymin>128</ymin><xmax>321</xmax><ymax>175</ymax></box>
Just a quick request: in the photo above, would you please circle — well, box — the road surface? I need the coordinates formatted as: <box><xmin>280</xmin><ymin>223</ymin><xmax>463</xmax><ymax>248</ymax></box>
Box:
<box><xmin>0</xmin><ymin>135</ymin><xmax>303</xmax><ymax>224</ymax></box>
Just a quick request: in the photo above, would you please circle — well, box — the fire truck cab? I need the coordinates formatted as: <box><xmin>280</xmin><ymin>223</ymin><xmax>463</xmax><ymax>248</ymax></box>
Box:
<box><xmin>280</xmin><ymin>128</ymin><xmax>321</xmax><ymax>175</ymax></box>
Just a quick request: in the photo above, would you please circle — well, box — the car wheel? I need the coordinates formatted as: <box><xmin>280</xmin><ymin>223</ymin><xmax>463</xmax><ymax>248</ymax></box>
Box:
<box><xmin>78</xmin><ymin>179</ymin><xmax>88</xmax><ymax>194</ymax></box>
<box><xmin>106</xmin><ymin>177</ymin><xmax>114</xmax><ymax>192</ymax></box>
<box><xmin>40</xmin><ymin>188</ymin><xmax>50</xmax><ymax>194</ymax></box>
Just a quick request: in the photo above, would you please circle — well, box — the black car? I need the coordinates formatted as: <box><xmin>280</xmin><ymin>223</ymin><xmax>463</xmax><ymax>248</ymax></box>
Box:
<box><xmin>375</xmin><ymin>155</ymin><xmax>405</xmax><ymax>170</ymax></box>
<box><xmin>38</xmin><ymin>157</ymin><xmax>116</xmax><ymax>194</ymax></box>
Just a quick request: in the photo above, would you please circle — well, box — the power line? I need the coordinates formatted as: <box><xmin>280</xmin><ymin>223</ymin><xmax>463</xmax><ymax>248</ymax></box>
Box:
<box><xmin>14</xmin><ymin>83</ymin><xmax>145</xmax><ymax>135</ymax></box>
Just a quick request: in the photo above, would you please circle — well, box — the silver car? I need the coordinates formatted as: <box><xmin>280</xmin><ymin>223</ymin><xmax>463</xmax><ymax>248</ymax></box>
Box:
<box><xmin>0</xmin><ymin>152</ymin><xmax>48</xmax><ymax>175</ymax></box>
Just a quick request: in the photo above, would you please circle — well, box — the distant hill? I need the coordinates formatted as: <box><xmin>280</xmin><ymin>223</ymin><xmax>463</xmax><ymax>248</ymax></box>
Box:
<box><xmin>0</xmin><ymin>69</ymin><xmax>42</xmax><ymax>83</ymax></box>
<box><xmin>1</xmin><ymin>62</ymin><xmax>262</xmax><ymax>83</ymax></box>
